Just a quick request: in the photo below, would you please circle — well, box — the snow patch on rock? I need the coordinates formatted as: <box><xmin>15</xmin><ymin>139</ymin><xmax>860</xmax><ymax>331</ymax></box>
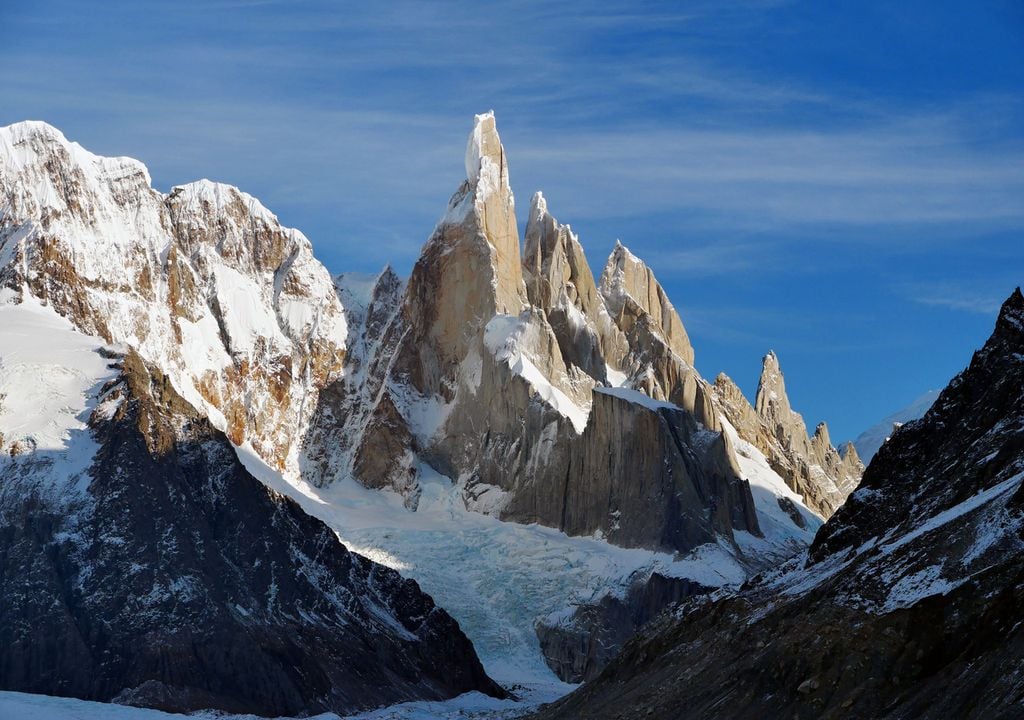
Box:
<box><xmin>0</xmin><ymin>295</ymin><xmax>119</xmax><ymax>499</ymax></box>
<box><xmin>484</xmin><ymin>314</ymin><xmax>590</xmax><ymax>433</ymax></box>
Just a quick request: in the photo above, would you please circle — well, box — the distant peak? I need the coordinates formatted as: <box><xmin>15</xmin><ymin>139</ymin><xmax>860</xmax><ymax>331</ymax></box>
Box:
<box><xmin>169</xmin><ymin>179</ymin><xmax>279</xmax><ymax>226</ymax></box>
<box><xmin>1</xmin><ymin>119</ymin><xmax>67</xmax><ymax>143</ymax></box>
<box><xmin>842</xmin><ymin>441</ymin><xmax>861</xmax><ymax>464</ymax></box>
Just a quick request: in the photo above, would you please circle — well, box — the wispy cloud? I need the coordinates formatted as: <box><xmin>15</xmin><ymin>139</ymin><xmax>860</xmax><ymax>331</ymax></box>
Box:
<box><xmin>905</xmin><ymin>283</ymin><xmax>1006</xmax><ymax>314</ymax></box>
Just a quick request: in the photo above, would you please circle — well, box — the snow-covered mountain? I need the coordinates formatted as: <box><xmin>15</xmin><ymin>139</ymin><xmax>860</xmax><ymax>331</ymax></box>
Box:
<box><xmin>0</xmin><ymin>121</ymin><xmax>347</xmax><ymax>472</ymax></box>
<box><xmin>0</xmin><ymin>114</ymin><xmax>866</xmax><ymax>714</ymax></box>
<box><xmin>853</xmin><ymin>389</ymin><xmax>939</xmax><ymax>462</ymax></box>
<box><xmin>537</xmin><ymin>288</ymin><xmax>1024</xmax><ymax>720</ymax></box>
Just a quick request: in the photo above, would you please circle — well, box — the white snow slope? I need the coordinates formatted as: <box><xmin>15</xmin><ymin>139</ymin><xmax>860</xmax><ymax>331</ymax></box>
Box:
<box><xmin>0</xmin><ymin>293</ymin><xmax>120</xmax><ymax>504</ymax></box>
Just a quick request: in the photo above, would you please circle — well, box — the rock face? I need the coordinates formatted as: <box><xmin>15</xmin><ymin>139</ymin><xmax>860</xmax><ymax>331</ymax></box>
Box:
<box><xmin>522</xmin><ymin>191</ymin><xmax>628</xmax><ymax>384</ymax></box>
<box><xmin>536</xmin><ymin>572</ymin><xmax>713</xmax><ymax>684</ymax></box>
<box><xmin>600</xmin><ymin>240</ymin><xmax>694</xmax><ymax>367</ymax></box>
<box><xmin>534</xmin><ymin>288</ymin><xmax>1024</xmax><ymax>720</ymax></box>
<box><xmin>714</xmin><ymin>351</ymin><xmax>863</xmax><ymax>517</ymax></box>
<box><xmin>0</xmin><ymin>341</ymin><xmax>502</xmax><ymax>715</ymax></box>
<box><xmin>302</xmin><ymin>113</ymin><xmax>785</xmax><ymax>557</ymax></box>
<box><xmin>0</xmin><ymin>121</ymin><xmax>347</xmax><ymax>471</ymax></box>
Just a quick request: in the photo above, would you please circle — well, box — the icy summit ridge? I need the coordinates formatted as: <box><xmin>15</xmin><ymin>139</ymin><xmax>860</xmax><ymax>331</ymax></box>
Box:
<box><xmin>0</xmin><ymin>120</ymin><xmax>152</xmax><ymax>193</ymax></box>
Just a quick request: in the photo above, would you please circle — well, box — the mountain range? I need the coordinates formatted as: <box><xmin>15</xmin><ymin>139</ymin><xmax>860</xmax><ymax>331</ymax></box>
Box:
<box><xmin>0</xmin><ymin>113</ymin><xmax>1019</xmax><ymax>719</ymax></box>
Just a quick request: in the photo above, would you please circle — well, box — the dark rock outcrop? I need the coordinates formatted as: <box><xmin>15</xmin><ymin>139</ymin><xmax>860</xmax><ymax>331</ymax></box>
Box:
<box><xmin>534</xmin><ymin>288</ymin><xmax>1024</xmax><ymax>720</ymax></box>
<box><xmin>0</xmin><ymin>351</ymin><xmax>503</xmax><ymax>716</ymax></box>
<box><xmin>536</xmin><ymin>572</ymin><xmax>713</xmax><ymax>684</ymax></box>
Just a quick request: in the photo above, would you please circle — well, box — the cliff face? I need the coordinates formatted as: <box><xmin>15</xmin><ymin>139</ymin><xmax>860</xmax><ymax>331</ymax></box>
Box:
<box><xmin>534</xmin><ymin>289</ymin><xmax>1024</xmax><ymax>720</ymax></box>
<box><xmin>0</xmin><ymin>121</ymin><xmax>347</xmax><ymax>471</ymax></box>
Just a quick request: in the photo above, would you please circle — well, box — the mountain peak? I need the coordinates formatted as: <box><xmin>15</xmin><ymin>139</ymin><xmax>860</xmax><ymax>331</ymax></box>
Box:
<box><xmin>755</xmin><ymin>350</ymin><xmax>790</xmax><ymax>419</ymax></box>
<box><xmin>995</xmin><ymin>286</ymin><xmax>1023</xmax><ymax>340</ymax></box>
<box><xmin>169</xmin><ymin>178</ymin><xmax>280</xmax><ymax>227</ymax></box>
<box><xmin>599</xmin><ymin>241</ymin><xmax>695</xmax><ymax>366</ymax></box>
<box><xmin>2</xmin><ymin>119</ymin><xmax>66</xmax><ymax>144</ymax></box>
<box><xmin>607</xmin><ymin>239</ymin><xmax>640</xmax><ymax>266</ymax></box>
<box><xmin>812</xmin><ymin>420</ymin><xmax>831</xmax><ymax>447</ymax></box>
<box><xmin>841</xmin><ymin>440</ymin><xmax>861</xmax><ymax>466</ymax></box>
<box><xmin>530</xmin><ymin>189</ymin><xmax>548</xmax><ymax>216</ymax></box>
<box><xmin>0</xmin><ymin>120</ymin><xmax>153</xmax><ymax>205</ymax></box>
<box><xmin>464</xmin><ymin>110</ymin><xmax>507</xmax><ymax>196</ymax></box>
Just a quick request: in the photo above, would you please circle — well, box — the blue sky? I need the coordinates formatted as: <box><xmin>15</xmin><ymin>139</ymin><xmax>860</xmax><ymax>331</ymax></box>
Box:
<box><xmin>2</xmin><ymin>0</ymin><xmax>1022</xmax><ymax>443</ymax></box>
